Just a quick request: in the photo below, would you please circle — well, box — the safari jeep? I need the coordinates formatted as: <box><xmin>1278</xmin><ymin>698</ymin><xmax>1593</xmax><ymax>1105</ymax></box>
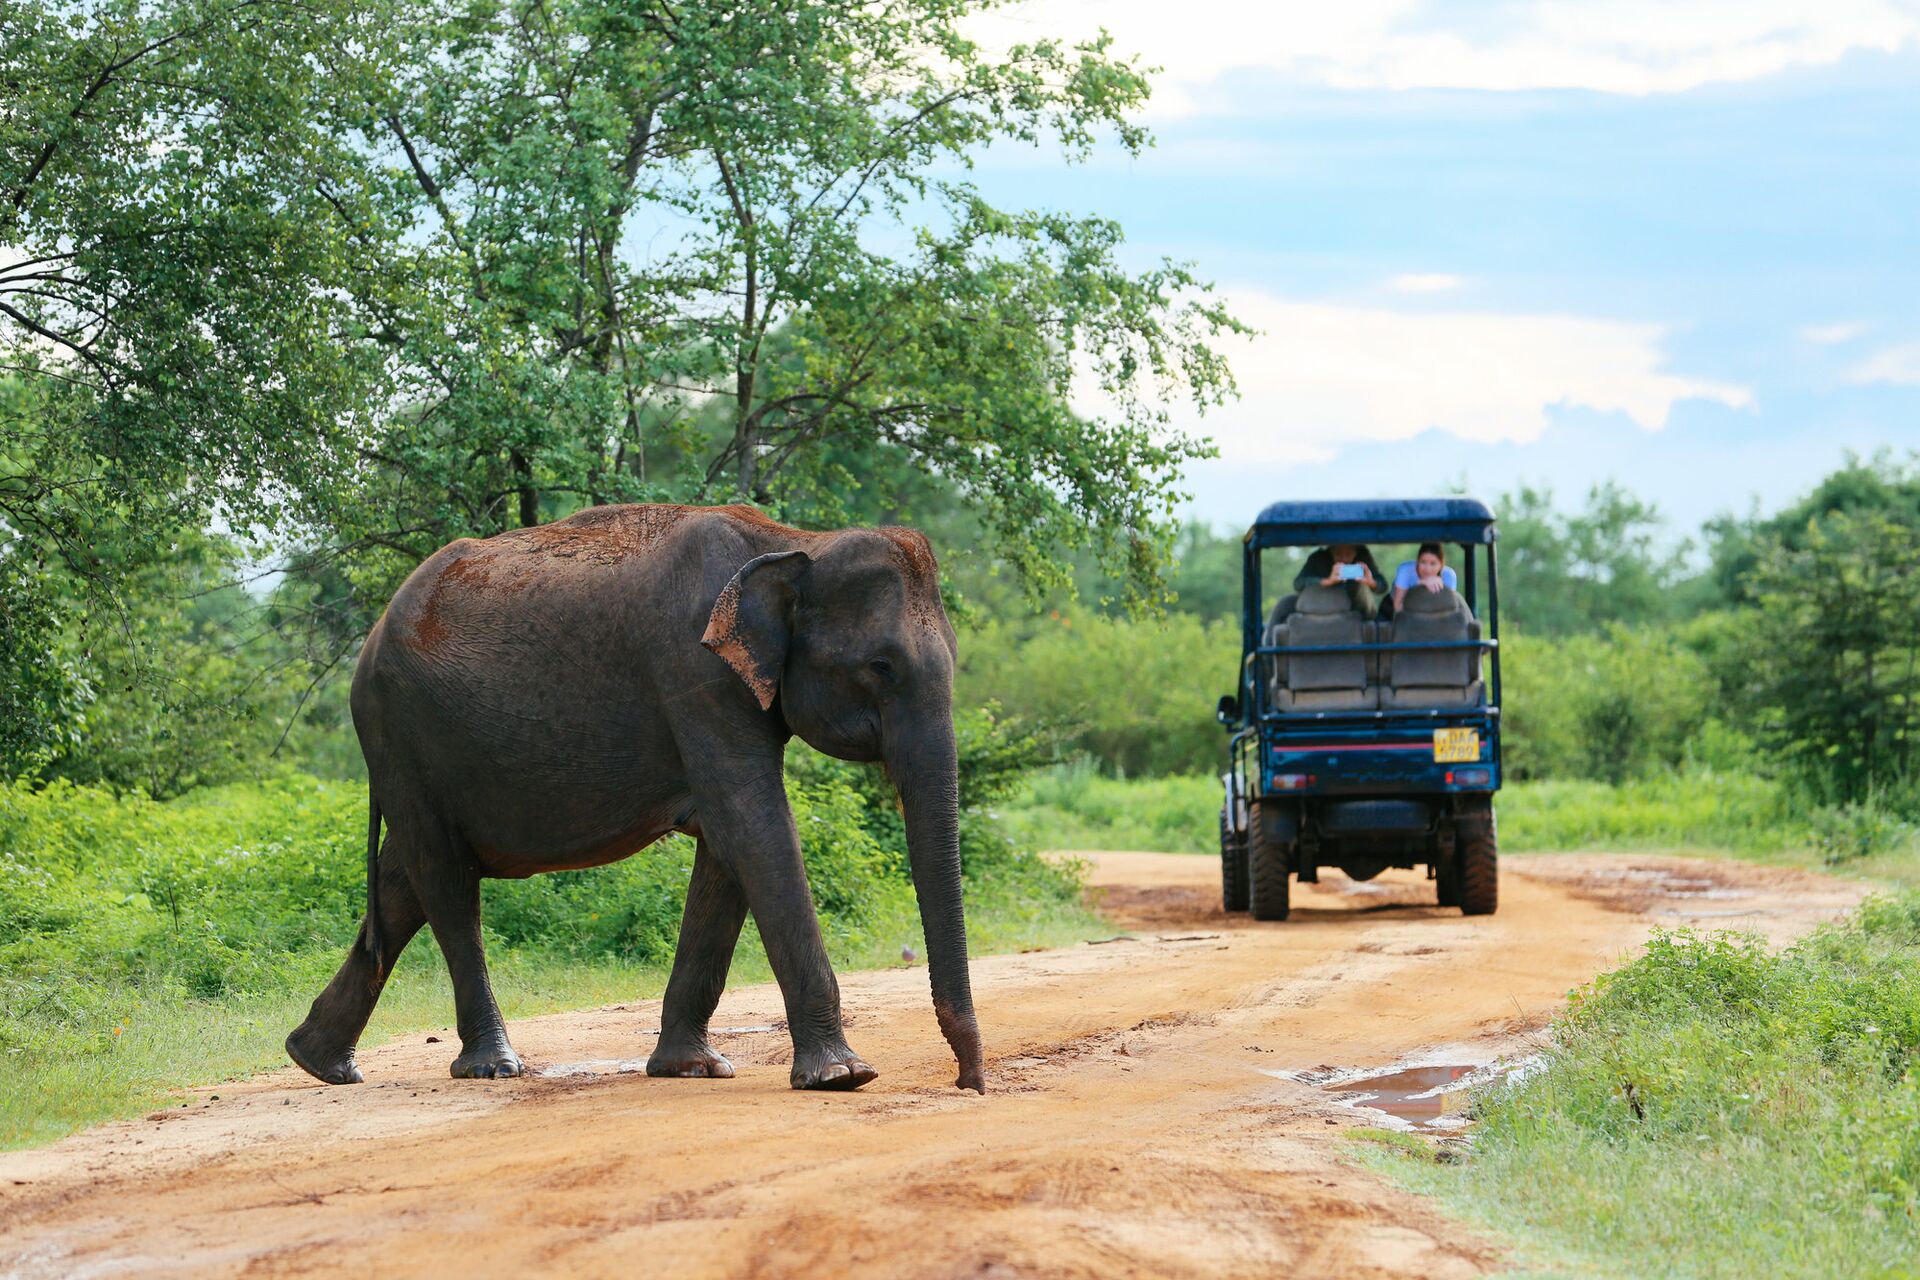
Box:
<box><xmin>1215</xmin><ymin>499</ymin><xmax>1502</xmax><ymax>921</ymax></box>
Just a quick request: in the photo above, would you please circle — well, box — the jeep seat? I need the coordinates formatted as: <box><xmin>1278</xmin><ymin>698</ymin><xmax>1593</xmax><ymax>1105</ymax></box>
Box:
<box><xmin>1271</xmin><ymin>584</ymin><xmax>1375</xmax><ymax>711</ymax></box>
<box><xmin>1381</xmin><ymin>586</ymin><xmax>1482</xmax><ymax>709</ymax></box>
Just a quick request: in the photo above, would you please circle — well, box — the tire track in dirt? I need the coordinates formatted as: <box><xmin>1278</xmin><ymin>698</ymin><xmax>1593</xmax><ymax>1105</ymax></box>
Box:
<box><xmin>0</xmin><ymin>851</ymin><xmax>1867</xmax><ymax>1279</ymax></box>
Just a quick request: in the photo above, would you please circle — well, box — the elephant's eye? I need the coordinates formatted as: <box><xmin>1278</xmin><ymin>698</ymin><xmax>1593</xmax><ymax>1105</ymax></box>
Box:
<box><xmin>867</xmin><ymin>657</ymin><xmax>897</xmax><ymax>681</ymax></box>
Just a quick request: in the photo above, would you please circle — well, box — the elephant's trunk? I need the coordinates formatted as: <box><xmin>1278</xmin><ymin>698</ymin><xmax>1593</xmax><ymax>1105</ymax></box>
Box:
<box><xmin>890</xmin><ymin>714</ymin><xmax>985</xmax><ymax>1093</ymax></box>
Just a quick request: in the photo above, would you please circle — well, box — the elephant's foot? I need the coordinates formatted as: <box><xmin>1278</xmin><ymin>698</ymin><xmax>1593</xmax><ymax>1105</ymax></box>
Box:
<box><xmin>646</xmin><ymin>1034</ymin><xmax>736</xmax><ymax>1079</ymax></box>
<box><xmin>790</xmin><ymin>1042</ymin><xmax>878</xmax><ymax>1091</ymax></box>
<box><xmin>285</xmin><ymin>1022</ymin><xmax>363</xmax><ymax>1085</ymax></box>
<box><xmin>450</xmin><ymin>1035</ymin><xmax>524</xmax><ymax>1080</ymax></box>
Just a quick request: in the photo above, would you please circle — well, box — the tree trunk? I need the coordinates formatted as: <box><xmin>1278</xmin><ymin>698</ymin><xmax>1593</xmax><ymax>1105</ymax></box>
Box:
<box><xmin>512</xmin><ymin>450</ymin><xmax>538</xmax><ymax>527</ymax></box>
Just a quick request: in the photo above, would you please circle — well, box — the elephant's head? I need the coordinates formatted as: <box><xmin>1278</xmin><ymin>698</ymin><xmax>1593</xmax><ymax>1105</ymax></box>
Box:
<box><xmin>701</xmin><ymin>529</ymin><xmax>984</xmax><ymax>1092</ymax></box>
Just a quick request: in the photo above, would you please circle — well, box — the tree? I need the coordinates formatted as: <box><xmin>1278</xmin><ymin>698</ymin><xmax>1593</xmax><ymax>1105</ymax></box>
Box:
<box><xmin>1494</xmin><ymin>482</ymin><xmax>1691</xmax><ymax>633</ymax></box>
<box><xmin>1705</xmin><ymin>451</ymin><xmax>1920</xmax><ymax>603</ymax></box>
<box><xmin>0</xmin><ymin>542</ymin><xmax>86</xmax><ymax>776</ymax></box>
<box><xmin>1500</xmin><ymin>626</ymin><xmax>1715</xmax><ymax>784</ymax></box>
<box><xmin>39</xmin><ymin>531</ymin><xmax>321</xmax><ymax>798</ymax></box>
<box><xmin>1</xmin><ymin>0</ymin><xmax>384</xmax><ymax>575</ymax></box>
<box><xmin>1739</xmin><ymin>512</ymin><xmax>1920</xmax><ymax>805</ymax></box>
<box><xmin>294</xmin><ymin>0</ymin><xmax>1239</xmax><ymax>606</ymax></box>
<box><xmin>3</xmin><ymin>0</ymin><xmax>1243</xmax><ymax>775</ymax></box>
<box><xmin>957</xmin><ymin>607</ymin><xmax>1238</xmax><ymax>776</ymax></box>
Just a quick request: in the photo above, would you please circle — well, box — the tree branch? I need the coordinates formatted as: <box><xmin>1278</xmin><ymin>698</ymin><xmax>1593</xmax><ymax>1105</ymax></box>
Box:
<box><xmin>0</xmin><ymin>298</ymin><xmax>118</xmax><ymax>378</ymax></box>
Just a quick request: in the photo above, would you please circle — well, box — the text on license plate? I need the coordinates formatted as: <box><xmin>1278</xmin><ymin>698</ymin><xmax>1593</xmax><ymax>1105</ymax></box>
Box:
<box><xmin>1433</xmin><ymin>728</ymin><xmax>1480</xmax><ymax>763</ymax></box>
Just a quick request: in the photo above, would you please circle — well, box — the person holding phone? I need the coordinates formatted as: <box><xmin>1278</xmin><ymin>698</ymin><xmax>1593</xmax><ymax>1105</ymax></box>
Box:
<box><xmin>1392</xmin><ymin>542</ymin><xmax>1459</xmax><ymax>613</ymax></box>
<box><xmin>1293</xmin><ymin>543</ymin><xmax>1383</xmax><ymax>615</ymax></box>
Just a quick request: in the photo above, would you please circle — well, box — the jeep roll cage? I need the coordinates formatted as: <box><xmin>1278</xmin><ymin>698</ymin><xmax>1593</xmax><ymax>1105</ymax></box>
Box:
<box><xmin>1222</xmin><ymin>497</ymin><xmax>1502</xmax><ymax>730</ymax></box>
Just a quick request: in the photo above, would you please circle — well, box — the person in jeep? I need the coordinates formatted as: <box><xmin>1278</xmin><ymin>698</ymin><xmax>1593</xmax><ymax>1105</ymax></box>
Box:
<box><xmin>1293</xmin><ymin>543</ymin><xmax>1384</xmax><ymax>616</ymax></box>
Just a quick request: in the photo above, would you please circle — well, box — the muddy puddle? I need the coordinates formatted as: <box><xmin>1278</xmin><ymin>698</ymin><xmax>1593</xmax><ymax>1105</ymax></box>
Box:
<box><xmin>1330</xmin><ymin>1065</ymin><xmax>1480</xmax><ymax>1131</ymax></box>
<box><xmin>1280</xmin><ymin>1056</ymin><xmax>1540</xmax><ymax>1133</ymax></box>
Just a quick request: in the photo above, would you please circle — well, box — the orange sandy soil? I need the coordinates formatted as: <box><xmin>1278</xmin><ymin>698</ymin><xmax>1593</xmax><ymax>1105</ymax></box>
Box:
<box><xmin>0</xmin><ymin>852</ymin><xmax>1866</xmax><ymax>1279</ymax></box>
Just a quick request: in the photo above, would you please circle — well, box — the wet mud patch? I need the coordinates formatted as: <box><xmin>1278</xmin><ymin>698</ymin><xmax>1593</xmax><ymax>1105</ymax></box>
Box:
<box><xmin>1522</xmin><ymin>860</ymin><xmax>1754</xmax><ymax>915</ymax></box>
<box><xmin>1330</xmin><ymin>1065</ymin><xmax>1479</xmax><ymax>1132</ymax></box>
<box><xmin>1282</xmin><ymin>1056</ymin><xmax>1541</xmax><ymax>1134</ymax></box>
<box><xmin>1088</xmin><ymin>882</ymin><xmax>1246</xmax><ymax>931</ymax></box>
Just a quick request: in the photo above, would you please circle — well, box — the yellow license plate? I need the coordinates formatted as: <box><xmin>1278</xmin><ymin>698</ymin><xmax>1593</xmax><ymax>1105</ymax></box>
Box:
<box><xmin>1434</xmin><ymin>728</ymin><xmax>1480</xmax><ymax>763</ymax></box>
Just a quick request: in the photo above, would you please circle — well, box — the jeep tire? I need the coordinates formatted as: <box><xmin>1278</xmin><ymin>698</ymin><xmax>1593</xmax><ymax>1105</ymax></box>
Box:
<box><xmin>1247</xmin><ymin>798</ymin><xmax>1293</xmax><ymax>922</ymax></box>
<box><xmin>1457</xmin><ymin>807</ymin><xmax>1498</xmax><ymax>916</ymax></box>
<box><xmin>1219</xmin><ymin>807</ymin><xmax>1249</xmax><ymax>912</ymax></box>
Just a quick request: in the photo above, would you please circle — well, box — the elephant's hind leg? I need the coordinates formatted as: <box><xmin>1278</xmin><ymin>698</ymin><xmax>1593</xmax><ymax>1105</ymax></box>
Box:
<box><xmin>648</xmin><ymin>838</ymin><xmax>748</xmax><ymax>1079</ymax></box>
<box><xmin>416</xmin><ymin>829</ymin><xmax>523</xmax><ymax>1079</ymax></box>
<box><xmin>287</xmin><ymin>843</ymin><xmax>426</xmax><ymax>1084</ymax></box>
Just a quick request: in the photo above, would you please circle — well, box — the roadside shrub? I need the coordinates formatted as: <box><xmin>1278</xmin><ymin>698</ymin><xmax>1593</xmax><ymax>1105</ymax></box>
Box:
<box><xmin>1502</xmin><ymin>625</ymin><xmax>1716</xmax><ymax>783</ymax></box>
<box><xmin>786</xmin><ymin>703</ymin><xmax>1055</xmax><ymax>875</ymax></box>
<box><xmin>482</xmin><ymin>840</ymin><xmax>697</xmax><ymax>963</ymax></box>
<box><xmin>1808</xmin><ymin>797</ymin><xmax>1913</xmax><ymax>865</ymax></box>
<box><xmin>1432</xmin><ymin>898</ymin><xmax>1920</xmax><ymax>1277</ymax></box>
<box><xmin>957</xmin><ymin>609</ymin><xmax>1237</xmax><ymax>777</ymax></box>
<box><xmin>482</xmin><ymin>779</ymin><xmax>900</xmax><ymax>963</ymax></box>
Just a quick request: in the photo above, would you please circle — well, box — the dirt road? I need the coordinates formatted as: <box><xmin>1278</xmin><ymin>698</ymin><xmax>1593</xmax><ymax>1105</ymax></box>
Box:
<box><xmin>0</xmin><ymin>852</ymin><xmax>1867</xmax><ymax>1279</ymax></box>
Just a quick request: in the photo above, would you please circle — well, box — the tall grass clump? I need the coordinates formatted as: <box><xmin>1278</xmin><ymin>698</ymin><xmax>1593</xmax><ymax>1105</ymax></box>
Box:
<box><xmin>1386</xmin><ymin>895</ymin><xmax>1920</xmax><ymax>1279</ymax></box>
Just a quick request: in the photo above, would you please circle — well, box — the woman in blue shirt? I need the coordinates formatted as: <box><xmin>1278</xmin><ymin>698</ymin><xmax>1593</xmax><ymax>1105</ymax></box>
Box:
<box><xmin>1392</xmin><ymin>542</ymin><xmax>1458</xmax><ymax>613</ymax></box>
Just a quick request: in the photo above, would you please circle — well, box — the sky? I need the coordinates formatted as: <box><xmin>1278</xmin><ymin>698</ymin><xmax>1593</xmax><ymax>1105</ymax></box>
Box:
<box><xmin>961</xmin><ymin>0</ymin><xmax>1920</xmax><ymax>540</ymax></box>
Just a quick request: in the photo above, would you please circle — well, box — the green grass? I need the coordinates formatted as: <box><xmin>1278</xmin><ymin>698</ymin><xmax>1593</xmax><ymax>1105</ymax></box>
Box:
<box><xmin>1</xmin><ymin>771</ymin><xmax>1100</xmax><ymax>1150</ymax></box>
<box><xmin>1365</xmin><ymin>894</ymin><xmax>1920</xmax><ymax>1279</ymax></box>
<box><xmin>17</xmin><ymin>945</ymin><xmax>655</xmax><ymax>1147</ymax></box>
<box><xmin>997</xmin><ymin>764</ymin><xmax>1220</xmax><ymax>853</ymax></box>
<box><xmin>998</xmin><ymin>765</ymin><xmax>1920</xmax><ymax>885</ymax></box>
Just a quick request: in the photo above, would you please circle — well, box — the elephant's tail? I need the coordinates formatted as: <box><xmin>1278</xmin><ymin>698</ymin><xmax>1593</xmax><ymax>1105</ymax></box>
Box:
<box><xmin>363</xmin><ymin>789</ymin><xmax>384</xmax><ymax>984</ymax></box>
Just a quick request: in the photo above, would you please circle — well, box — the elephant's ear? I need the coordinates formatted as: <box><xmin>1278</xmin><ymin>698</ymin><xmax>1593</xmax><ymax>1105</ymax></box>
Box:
<box><xmin>701</xmin><ymin>550</ymin><xmax>810</xmax><ymax>710</ymax></box>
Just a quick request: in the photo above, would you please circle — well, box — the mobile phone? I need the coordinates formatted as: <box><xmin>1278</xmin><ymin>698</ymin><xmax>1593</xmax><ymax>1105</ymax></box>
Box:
<box><xmin>1337</xmin><ymin>563</ymin><xmax>1365</xmax><ymax>581</ymax></box>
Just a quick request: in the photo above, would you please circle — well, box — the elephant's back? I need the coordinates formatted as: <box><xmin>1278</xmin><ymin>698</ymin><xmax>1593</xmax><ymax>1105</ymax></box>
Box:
<box><xmin>353</xmin><ymin>509</ymin><xmax>715</xmax><ymax>849</ymax></box>
<box><xmin>379</xmin><ymin>503</ymin><xmax>823</xmax><ymax>660</ymax></box>
<box><xmin>353</xmin><ymin>503</ymin><xmax>819</xmax><ymax>745</ymax></box>
<box><xmin>381</xmin><ymin>508</ymin><xmax>670</xmax><ymax>660</ymax></box>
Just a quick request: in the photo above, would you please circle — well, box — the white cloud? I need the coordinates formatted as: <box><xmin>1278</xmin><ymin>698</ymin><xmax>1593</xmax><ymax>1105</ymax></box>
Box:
<box><xmin>1800</xmin><ymin>322</ymin><xmax>1868</xmax><ymax>345</ymax></box>
<box><xmin>1846</xmin><ymin>342</ymin><xmax>1920</xmax><ymax>385</ymax></box>
<box><xmin>1389</xmin><ymin>273</ymin><xmax>1464</xmax><ymax>293</ymax></box>
<box><xmin>973</xmin><ymin>1</ymin><xmax>1920</xmax><ymax>108</ymax></box>
<box><xmin>1164</xmin><ymin>289</ymin><xmax>1752</xmax><ymax>466</ymax></box>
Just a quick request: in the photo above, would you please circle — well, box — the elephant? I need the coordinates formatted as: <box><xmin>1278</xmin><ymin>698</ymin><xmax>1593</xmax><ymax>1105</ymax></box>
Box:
<box><xmin>284</xmin><ymin>503</ymin><xmax>985</xmax><ymax>1093</ymax></box>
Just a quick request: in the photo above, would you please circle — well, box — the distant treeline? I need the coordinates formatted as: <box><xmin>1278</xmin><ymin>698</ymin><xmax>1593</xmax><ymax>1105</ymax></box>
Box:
<box><xmin>9</xmin><ymin>447</ymin><xmax>1920</xmax><ymax>842</ymax></box>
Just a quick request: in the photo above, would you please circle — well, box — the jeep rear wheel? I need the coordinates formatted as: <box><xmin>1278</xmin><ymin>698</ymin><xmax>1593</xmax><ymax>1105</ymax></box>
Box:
<box><xmin>1457</xmin><ymin>811</ymin><xmax>1498</xmax><ymax>916</ymax></box>
<box><xmin>1247</xmin><ymin>799</ymin><xmax>1292</xmax><ymax>922</ymax></box>
<box><xmin>1219</xmin><ymin>809</ymin><xmax>1249</xmax><ymax>912</ymax></box>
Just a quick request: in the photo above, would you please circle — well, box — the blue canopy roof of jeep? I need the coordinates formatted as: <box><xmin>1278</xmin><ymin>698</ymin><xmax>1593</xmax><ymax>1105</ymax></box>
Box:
<box><xmin>1247</xmin><ymin>497</ymin><xmax>1497</xmax><ymax>548</ymax></box>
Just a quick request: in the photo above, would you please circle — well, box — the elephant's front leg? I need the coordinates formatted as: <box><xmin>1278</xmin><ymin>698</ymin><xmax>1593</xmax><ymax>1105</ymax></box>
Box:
<box><xmin>648</xmin><ymin>837</ymin><xmax>747</xmax><ymax>1079</ymax></box>
<box><xmin>694</xmin><ymin>769</ymin><xmax>876</xmax><ymax>1091</ymax></box>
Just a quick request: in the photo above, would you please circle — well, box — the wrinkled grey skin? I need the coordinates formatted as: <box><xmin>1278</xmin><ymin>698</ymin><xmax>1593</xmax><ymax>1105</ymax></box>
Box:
<box><xmin>285</xmin><ymin>504</ymin><xmax>985</xmax><ymax>1093</ymax></box>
